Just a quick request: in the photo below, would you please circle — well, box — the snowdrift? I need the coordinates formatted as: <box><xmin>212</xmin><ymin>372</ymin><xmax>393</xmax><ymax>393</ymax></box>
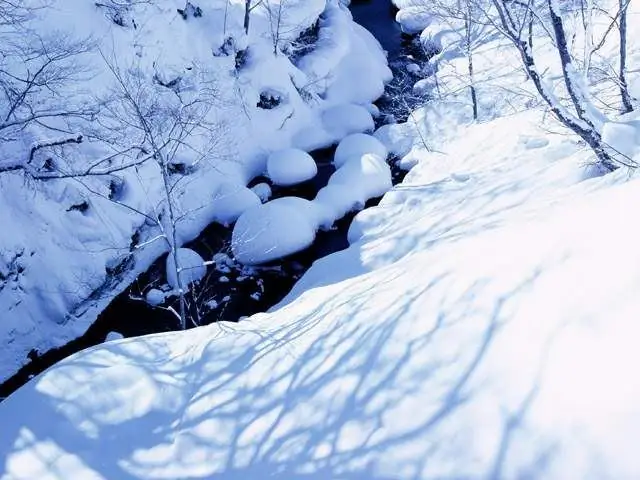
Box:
<box><xmin>3</xmin><ymin>111</ymin><xmax>640</xmax><ymax>478</ymax></box>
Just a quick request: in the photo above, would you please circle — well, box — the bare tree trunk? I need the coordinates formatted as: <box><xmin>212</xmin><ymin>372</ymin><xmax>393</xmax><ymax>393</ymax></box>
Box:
<box><xmin>160</xmin><ymin>162</ymin><xmax>188</xmax><ymax>329</ymax></box>
<box><xmin>244</xmin><ymin>0</ymin><xmax>251</xmax><ymax>34</ymax></box>
<box><xmin>547</xmin><ymin>0</ymin><xmax>598</xmax><ymax>128</ymax></box>
<box><xmin>490</xmin><ymin>0</ymin><xmax>615</xmax><ymax>170</ymax></box>
<box><xmin>618</xmin><ymin>0</ymin><xmax>633</xmax><ymax>113</ymax></box>
<box><xmin>464</xmin><ymin>2</ymin><xmax>478</xmax><ymax>120</ymax></box>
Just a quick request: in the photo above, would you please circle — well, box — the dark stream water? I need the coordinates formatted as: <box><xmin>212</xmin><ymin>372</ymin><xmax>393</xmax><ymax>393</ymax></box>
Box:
<box><xmin>0</xmin><ymin>0</ymin><xmax>427</xmax><ymax>401</ymax></box>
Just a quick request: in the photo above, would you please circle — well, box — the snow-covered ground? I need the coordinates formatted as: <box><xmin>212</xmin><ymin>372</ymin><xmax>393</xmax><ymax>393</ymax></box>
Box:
<box><xmin>4</xmin><ymin>104</ymin><xmax>640</xmax><ymax>478</ymax></box>
<box><xmin>3</xmin><ymin>0</ymin><xmax>640</xmax><ymax>477</ymax></box>
<box><xmin>0</xmin><ymin>0</ymin><xmax>391</xmax><ymax>383</ymax></box>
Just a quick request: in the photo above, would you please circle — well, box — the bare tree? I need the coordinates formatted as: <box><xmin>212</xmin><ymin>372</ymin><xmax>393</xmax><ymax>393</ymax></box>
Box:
<box><xmin>97</xmin><ymin>55</ymin><xmax>225</xmax><ymax>328</ymax></box>
<box><xmin>0</xmin><ymin>1</ymin><xmax>97</xmax><ymax>173</ymax></box>
<box><xmin>486</xmin><ymin>0</ymin><xmax>620</xmax><ymax>170</ymax></box>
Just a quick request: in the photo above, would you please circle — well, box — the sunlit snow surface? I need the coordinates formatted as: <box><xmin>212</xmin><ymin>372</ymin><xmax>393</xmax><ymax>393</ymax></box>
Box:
<box><xmin>3</xmin><ymin>109</ymin><xmax>640</xmax><ymax>479</ymax></box>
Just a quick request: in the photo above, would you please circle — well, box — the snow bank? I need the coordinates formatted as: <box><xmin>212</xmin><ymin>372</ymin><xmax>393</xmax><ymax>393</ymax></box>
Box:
<box><xmin>334</xmin><ymin>133</ymin><xmax>389</xmax><ymax>168</ymax></box>
<box><xmin>4</xmin><ymin>111</ymin><xmax>640</xmax><ymax>478</ymax></box>
<box><xmin>602</xmin><ymin>120</ymin><xmax>640</xmax><ymax>162</ymax></box>
<box><xmin>0</xmin><ymin>0</ymin><xmax>393</xmax><ymax>381</ymax></box>
<box><xmin>267</xmin><ymin>149</ymin><xmax>318</xmax><ymax>186</ymax></box>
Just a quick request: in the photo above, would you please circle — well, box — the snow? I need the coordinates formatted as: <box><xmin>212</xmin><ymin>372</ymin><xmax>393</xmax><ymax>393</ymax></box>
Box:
<box><xmin>266</xmin><ymin>149</ymin><xmax>318</xmax><ymax>186</ymax></box>
<box><xmin>165</xmin><ymin>248</ymin><xmax>206</xmax><ymax>289</ymax></box>
<box><xmin>4</xmin><ymin>0</ymin><xmax>640</xmax><ymax>477</ymax></box>
<box><xmin>321</xmin><ymin>104</ymin><xmax>375</xmax><ymax>137</ymax></box>
<box><xmin>250</xmin><ymin>182</ymin><xmax>272</xmax><ymax>202</ymax></box>
<box><xmin>602</xmin><ymin>120</ymin><xmax>640</xmax><ymax>162</ymax></box>
<box><xmin>144</xmin><ymin>289</ymin><xmax>165</xmax><ymax>307</ymax></box>
<box><xmin>0</xmin><ymin>0</ymin><xmax>392</xmax><ymax>382</ymax></box>
<box><xmin>231</xmin><ymin>198</ymin><xmax>317</xmax><ymax>265</ymax></box>
<box><xmin>104</xmin><ymin>332</ymin><xmax>124</xmax><ymax>342</ymax></box>
<box><xmin>334</xmin><ymin>133</ymin><xmax>389</xmax><ymax>168</ymax></box>
<box><xmin>5</xmin><ymin>108</ymin><xmax>640</xmax><ymax>478</ymax></box>
<box><xmin>328</xmin><ymin>153</ymin><xmax>392</xmax><ymax>206</ymax></box>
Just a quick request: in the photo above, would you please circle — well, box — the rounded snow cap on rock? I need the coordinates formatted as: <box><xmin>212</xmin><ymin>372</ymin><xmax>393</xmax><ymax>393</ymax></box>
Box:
<box><xmin>334</xmin><ymin>133</ymin><xmax>388</xmax><ymax>168</ymax></box>
<box><xmin>267</xmin><ymin>148</ymin><xmax>318</xmax><ymax>186</ymax></box>
<box><xmin>166</xmin><ymin>248</ymin><xmax>206</xmax><ymax>289</ymax></box>
<box><xmin>211</xmin><ymin>182</ymin><xmax>261</xmax><ymax>226</ymax></box>
<box><xmin>232</xmin><ymin>200</ymin><xmax>317</xmax><ymax>265</ymax></box>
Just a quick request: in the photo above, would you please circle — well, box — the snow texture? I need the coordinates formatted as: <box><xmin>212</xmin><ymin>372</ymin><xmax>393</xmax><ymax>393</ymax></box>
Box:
<box><xmin>165</xmin><ymin>248</ymin><xmax>206</xmax><ymax>289</ymax></box>
<box><xmin>4</xmin><ymin>109</ymin><xmax>640</xmax><ymax>479</ymax></box>
<box><xmin>0</xmin><ymin>0</ymin><xmax>391</xmax><ymax>382</ymax></box>
<box><xmin>334</xmin><ymin>133</ymin><xmax>389</xmax><ymax>168</ymax></box>
<box><xmin>267</xmin><ymin>149</ymin><xmax>318</xmax><ymax>186</ymax></box>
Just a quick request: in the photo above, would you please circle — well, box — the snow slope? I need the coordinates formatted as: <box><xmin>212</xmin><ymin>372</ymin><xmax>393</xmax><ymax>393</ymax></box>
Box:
<box><xmin>3</xmin><ymin>105</ymin><xmax>640</xmax><ymax>478</ymax></box>
<box><xmin>0</xmin><ymin>0</ymin><xmax>391</xmax><ymax>383</ymax></box>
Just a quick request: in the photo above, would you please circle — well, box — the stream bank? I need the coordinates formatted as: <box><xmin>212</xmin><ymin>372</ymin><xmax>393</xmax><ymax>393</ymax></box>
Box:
<box><xmin>0</xmin><ymin>0</ymin><xmax>430</xmax><ymax>401</ymax></box>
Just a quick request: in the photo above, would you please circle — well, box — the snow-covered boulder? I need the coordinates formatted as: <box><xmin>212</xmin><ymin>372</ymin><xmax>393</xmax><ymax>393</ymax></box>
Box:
<box><xmin>211</xmin><ymin>183</ymin><xmax>262</xmax><ymax>226</ymax></box>
<box><xmin>166</xmin><ymin>248</ymin><xmax>206</xmax><ymax>289</ymax></box>
<box><xmin>314</xmin><ymin>183</ymin><xmax>361</xmax><ymax>221</ymax></box>
<box><xmin>322</xmin><ymin>104</ymin><xmax>374</xmax><ymax>138</ymax></box>
<box><xmin>334</xmin><ymin>133</ymin><xmax>389</xmax><ymax>168</ymax></box>
<box><xmin>231</xmin><ymin>200</ymin><xmax>317</xmax><ymax>265</ymax></box>
<box><xmin>104</xmin><ymin>331</ymin><xmax>124</xmax><ymax>342</ymax></box>
<box><xmin>145</xmin><ymin>289</ymin><xmax>166</xmax><ymax>306</ymax></box>
<box><xmin>251</xmin><ymin>183</ymin><xmax>272</xmax><ymax>203</ymax></box>
<box><xmin>329</xmin><ymin>153</ymin><xmax>392</xmax><ymax>206</ymax></box>
<box><xmin>267</xmin><ymin>149</ymin><xmax>318</xmax><ymax>186</ymax></box>
<box><xmin>396</xmin><ymin>7</ymin><xmax>432</xmax><ymax>34</ymax></box>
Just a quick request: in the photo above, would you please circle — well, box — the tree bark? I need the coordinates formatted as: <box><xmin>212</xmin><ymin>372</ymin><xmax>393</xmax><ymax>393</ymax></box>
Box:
<box><xmin>244</xmin><ymin>0</ymin><xmax>251</xmax><ymax>34</ymax></box>
<box><xmin>618</xmin><ymin>0</ymin><xmax>633</xmax><ymax>113</ymax></box>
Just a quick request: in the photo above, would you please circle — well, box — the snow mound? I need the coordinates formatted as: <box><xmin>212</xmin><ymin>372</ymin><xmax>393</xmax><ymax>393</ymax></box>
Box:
<box><xmin>231</xmin><ymin>199</ymin><xmax>317</xmax><ymax>264</ymax></box>
<box><xmin>166</xmin><ymin>248</ymin><xmax>206</xmax><ymax>289</ymax></box>
<box><xmin>314</xmin><ymin>183</ymin><xmax>362</xmax><ymax>221</ymax></box>
<box><xmin>602</xmin><ymin>120</ymin><xmax>640</xmax><ymax>161</ymax></box>
<box><xmin>334</xmin><ymin>133</ymin><xmax>389</xmax><ymax>168</ymax></box>
<box><xmin>329</xmin><ymin>153</ymin><xmax>392</xmax><ymax>206</ymax></box>
<box><xmin>267</xmin><ymin>149</ymin><xmax>318</xmax><ymax>186</ymax></box>
<box><xmin>321</xmin><ymin>104</ymin><xmax>374</xmax><ymax>138</ymax></box>
<box><xmin>145</xmin><ymin>289</ymin><xmax>166</xmax><ymax>306</ymax></box>
<box><xmin>395</xmin><ymin>6</ymin><xmax>432</xmax><ymax>34</ymax></box>
<box><xmin>250</xmin><ymin>183</ymin><xmax>272</xmax><ymax>203</ymax></box>
<box><xmin>211</xmin><ymin>183</ymin><xmax>262</xmax><ymax>226</ymax></box>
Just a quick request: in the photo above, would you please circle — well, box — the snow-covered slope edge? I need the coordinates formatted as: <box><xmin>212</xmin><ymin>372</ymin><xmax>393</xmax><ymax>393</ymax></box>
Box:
<box><xmin>0</xmin><ymin>0</ymin><xmax>391</xmax><ymax>383</ymax></box>
<box><xmin>2</xmin><ymin>109</ymin><xmax>640</xmax><ymax>478</ymax></box>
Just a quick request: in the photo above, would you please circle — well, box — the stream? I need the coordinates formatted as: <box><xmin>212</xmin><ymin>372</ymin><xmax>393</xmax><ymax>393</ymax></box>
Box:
<box><xmin>0</xmin><ymin>0</ymin><xmax>430</xmax><ymax>400</ymax></box>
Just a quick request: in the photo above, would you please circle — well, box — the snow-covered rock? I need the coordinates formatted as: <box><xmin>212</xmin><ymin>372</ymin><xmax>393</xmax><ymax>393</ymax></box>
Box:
<box><xmin>145</xmin><ymin>289</ymin><xmax>166</xmax><ymax>307</ymax></box>
<box><xmin>250</xmin><ymin>183</ymin><xmax>272</xmax><ymax>203</ymax></box>
<box><xmin>334</xmin><ymin>133</ymin><xmax>389</xmax><ymax>168</ymax></box>
<box><xmin>104</xmin><ymin>331</ymin><xmax>124</xmax><ymax>342</ymax></box>
<box><xmin>321</xmin><ymin>104</ymin><xmax>375</xmax><ymax>137</ymax></box>
<box><xmin>211</xmin><ymin>183</ymin><xmax>262</xmax><ymax>227</ymax></box>
<box><xmin>329</xmin><ymin>153</ymin><xmax>392</xmax><ymax>206</ymax></box>
<box><xmin>231</xmin><ymin>199</ymin><xmax>317</xmax><ymax>265</ymax></box>
<box><xmin>267</xmin><ymin>149</ymin><xmax>318</xmax><ymax>186</ymax></box>
<box><xmin>166</xmin><ymin>248</ymin><xmax>206</xmax><ymax>289</ymax></box>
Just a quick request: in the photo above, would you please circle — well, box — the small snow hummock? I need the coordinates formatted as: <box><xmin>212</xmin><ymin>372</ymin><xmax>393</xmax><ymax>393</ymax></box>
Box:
<box><xmin>251</xmin><ymin>183</ymin><xmax>272</xmax><ymax>203</ymax></box>
<box><xmin>321</xmin><ymin>104</ymin><xmax>375</xmax><ymax>138</ymax></box>
<box><xmin>329</xmin><ymin>153</ymin><xmax>392</xmax><ymax>206</ymax></box>
<box><xmin>166</xmin><ymin>248</ymin><xmax>207</xmax><ymax>289</ymax></box>
<box><xmin>104</xmin><ymin>331</ymin><xmax>124</xmax><ymax>342</ymax></box>
<box><xmin>334</xmin><ymin>133</ymin><xmax>389</xmax><ymax>168</ymax></box>
<box><xmin>211</xmin><ymin>183</ymin><xmax>262</xmax><ymax>226</ymax></box>
<box><xmin>231</xmin><ymin>200</ymin><xmax>317</xmax><ymax>265</ymax></box>
<box><xmin>145</xmin><ymin>288</ymin><xmax>166</xmax><ymax>306</ymax></box>
<box><xmin>602</xmin><ymin>120</ymin><xmax>640</xmax><ymax>161</ymax></box>
<box><xmin>267</xmin><ymin>149</ymin><xmax>318</xmax><ymax>186</ymax></box>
